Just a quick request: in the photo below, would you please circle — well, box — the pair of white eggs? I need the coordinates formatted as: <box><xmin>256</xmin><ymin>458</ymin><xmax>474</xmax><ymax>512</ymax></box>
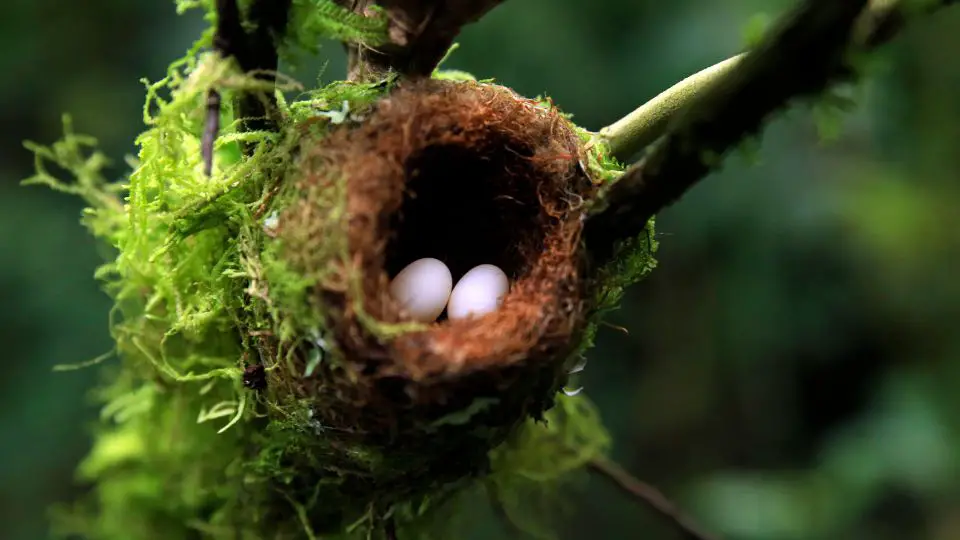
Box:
<box><xmin>389</xmin><ymin>258</ymin><xmax>509</xmax><ymax>322</ymax></box>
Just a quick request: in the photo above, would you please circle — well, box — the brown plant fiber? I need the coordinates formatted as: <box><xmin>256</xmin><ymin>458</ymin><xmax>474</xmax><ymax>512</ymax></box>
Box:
<box><xmin>286</xmin><ymin>79</ymin><xmax>591</xmax><ymax>411</ymax></box>
<box><xmin>261</xmin><ymin>80</ymin><xmax>600</xmax><ymax>515</ymax></box>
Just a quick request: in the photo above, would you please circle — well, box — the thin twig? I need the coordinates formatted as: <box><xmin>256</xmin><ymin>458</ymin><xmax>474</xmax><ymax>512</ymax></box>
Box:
<box><xmin>202</xmin><ymin>89</ymin><xmax>221</xmax><ymax>177</ymax></box>
<box><xmin>585</xmin><ymin>0</ymin><xmax>959</xmax><ymax>263</ymax></box>
<box><xmin>588</xmin><ymin>456</ymin><xmax>719</xmax><ymax>540</ymax></box>
<box><xmin>384</xmin><ymin>516</ymin><xmax>398</xmax><ymax>540</ymax></box>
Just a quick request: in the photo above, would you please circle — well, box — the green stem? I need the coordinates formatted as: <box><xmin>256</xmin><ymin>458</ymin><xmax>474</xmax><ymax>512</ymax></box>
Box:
<box><xmin>597</xmin><ymin>54</ymin><xmax>744</xmax><ymax>162</ymax></box>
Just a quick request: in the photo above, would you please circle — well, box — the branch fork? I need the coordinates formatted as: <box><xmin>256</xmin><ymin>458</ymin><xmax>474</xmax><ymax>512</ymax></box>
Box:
<box><xmin>585</xmin><ymin>0</ymin><xmax>959</xmax><ymax>263</ymax></box>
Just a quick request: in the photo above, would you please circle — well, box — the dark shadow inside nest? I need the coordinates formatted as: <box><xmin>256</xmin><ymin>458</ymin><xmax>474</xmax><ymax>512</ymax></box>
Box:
<box><xmin>383</xmin><ymin>141</ymin><xmax>549</xmax><ymax>288</ymax></box>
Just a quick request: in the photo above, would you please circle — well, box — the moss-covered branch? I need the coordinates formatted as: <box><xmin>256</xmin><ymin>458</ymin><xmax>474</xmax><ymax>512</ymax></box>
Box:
<box><xmin>335</xmin><ymin>0</ymin><xmax>507</xmax><ymax>80</ymax></box>
<box><xmin>585</xmin><ymin>0</ymin><xmax>959</xmax><ymax>262</ymax></box>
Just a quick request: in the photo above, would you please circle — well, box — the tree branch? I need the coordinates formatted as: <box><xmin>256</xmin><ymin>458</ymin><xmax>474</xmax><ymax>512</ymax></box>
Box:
<box><xmin>597</xmin><ymin>54</ymin><xmax>745</xmax><ymax>163</ymax></box>
<box><xmin>588</xmin><ymin>457</ymin><xmax>719</xmax><ymax>540</ymax></box>
<box><xmin>203</xmin><ymin>0</ymin><xmax>292</xmax><ymax>175</ymax></box>
<box><xmin>335</xmin><ymin>0</ymin><xmax>506</xmax><ymax>80</ymax></box>
<box><xmin>598</xmin><ymin>0</ymin><xmax>958</xmax><ymax>163</ymax></box>
<box><xmin>584</xmin><ymin>0</ymin><xmax>958</xmax><ymax>263</ymax></box>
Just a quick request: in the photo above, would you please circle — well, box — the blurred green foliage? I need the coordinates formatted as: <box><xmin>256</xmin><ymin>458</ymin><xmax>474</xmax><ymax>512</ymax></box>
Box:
<box><xmin>3</xmin><ymin>1</ymin><xmax>959</xmax><ymax>539</ymax></box>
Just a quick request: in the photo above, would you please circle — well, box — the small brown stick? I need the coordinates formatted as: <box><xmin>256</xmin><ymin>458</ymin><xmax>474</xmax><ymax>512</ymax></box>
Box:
<box><xmin>588</xmin><ymin>456</ymin><xmax>720</xmax><ymax>540</ymax></box>
<box><xmin>202</xmin><ymin>89</ymin><xmax>221</xmax><ymax>177</ymax></box>
<box><xmin>384</xmin><ymin>516</ymin><xmax>398</xmax><ymax>540</ymax></box>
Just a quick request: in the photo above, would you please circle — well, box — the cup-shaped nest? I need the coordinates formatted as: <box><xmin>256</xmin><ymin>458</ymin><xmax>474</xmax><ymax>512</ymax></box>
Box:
<box><xmin>264</xmin><ymin>79</ymin><xmax>596</xmax><ymax>526</ymax></box>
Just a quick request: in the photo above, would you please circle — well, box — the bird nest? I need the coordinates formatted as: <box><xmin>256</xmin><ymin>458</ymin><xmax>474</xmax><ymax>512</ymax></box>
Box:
<box><xmin>253</xmin><ymin>79</ymin><xmax>599</xmax><ymax>528</ymax></box>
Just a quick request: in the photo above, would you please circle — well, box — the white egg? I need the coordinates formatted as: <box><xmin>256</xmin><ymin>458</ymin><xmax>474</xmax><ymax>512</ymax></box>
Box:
<box><xmin>389</xmin><ymin>258</ymin><xmax>453</xmax><ymax>322</ymax></box>
<box><xmin>447</xmin><ymin>264</ymin><xmax>510</xmax><ymax>321</ymax></box>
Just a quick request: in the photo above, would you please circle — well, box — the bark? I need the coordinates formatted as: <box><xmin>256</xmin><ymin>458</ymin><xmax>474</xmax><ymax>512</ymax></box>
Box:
<box><xmin>335</xmin><ymin>0</ymin><xmax>506</xmax><ymax>80</ymax></box>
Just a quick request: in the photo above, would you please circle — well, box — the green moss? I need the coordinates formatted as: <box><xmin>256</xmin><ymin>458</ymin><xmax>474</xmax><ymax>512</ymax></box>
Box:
<box><xmin>566</xmin><ymin>104</ymin><xmax>660</xmax><ymax>367</ymax></box>
<box><xmin>174</xmin><ymin>0</ymin><xmax>391</xmax><ymax>66</ymax></box>
<box><xmin>27</xmin><ymin>4</ymin><xmax>659</xmax><ymax>539</ymax></box>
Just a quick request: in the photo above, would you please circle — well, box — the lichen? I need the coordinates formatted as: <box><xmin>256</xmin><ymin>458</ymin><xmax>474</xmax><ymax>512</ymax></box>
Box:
<box><xmin>27</xmin><ymin>2</ymin><xmax>658</xmax><ymax>539</ymax></box>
